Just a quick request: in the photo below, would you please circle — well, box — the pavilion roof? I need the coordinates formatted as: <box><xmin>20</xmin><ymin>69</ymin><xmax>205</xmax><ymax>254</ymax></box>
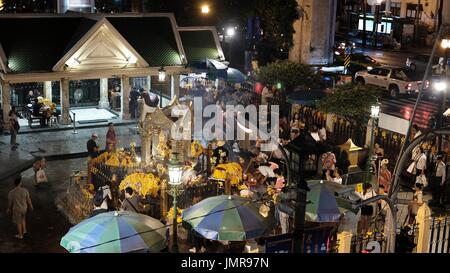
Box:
<box><xmin>0</xmin><ymin>14</ymin><xmax>223</xmax><ymax>74</ymax></box>
<box><xmin>0</xmin><ymin>17</ymin><xmax>96</xmax><ymax>73</ymax></box>
<box><xmin>179</xmin><ymin>27</ymin><xmax>223</xmax><ymax>62</ymax></box>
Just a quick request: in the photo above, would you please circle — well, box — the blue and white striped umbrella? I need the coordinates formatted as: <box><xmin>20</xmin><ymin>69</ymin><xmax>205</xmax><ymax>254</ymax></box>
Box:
<box><xmin>60</xmin><ymin>211</ymin><xmax>167</xmax><ymax>253</ymax></box>
<box><xmin>182</xmin><ymin>195</ymin><xmax>274</xmax><ymax>241</ymax></box>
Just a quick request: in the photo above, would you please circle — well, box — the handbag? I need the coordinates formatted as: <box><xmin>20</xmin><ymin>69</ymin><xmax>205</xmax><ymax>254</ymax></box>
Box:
<box><xmin>36</xmin><ymin>169</ymin><xmax>48</xmax><ymax>184</ymax></box>
<box><xmin>407</xmin><ymin>161</ymin><xmax>417</xmax><ymax>175</ymax></box>
<box><xmin>13</xmin><ymin>120</ymin><xmax>20</xmax><ymax>131</ymax></box>
<box><xmin>416</xmin><ymin>175</ymin><xmax>428</xmax><ymax>187</ymax></box>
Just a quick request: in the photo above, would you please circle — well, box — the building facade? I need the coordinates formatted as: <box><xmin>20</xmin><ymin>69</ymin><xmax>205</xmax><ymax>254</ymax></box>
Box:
<box><xmin>289</xmin><ymin>0</ymin><xmax>338</xmax><ymax>65</ymax></box>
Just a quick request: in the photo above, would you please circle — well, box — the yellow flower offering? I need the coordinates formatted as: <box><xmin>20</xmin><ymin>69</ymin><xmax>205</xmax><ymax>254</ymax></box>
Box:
<box><xmin>119</xmin><ymin>172</ymin><xmax>161</xmax><ymax>197</ymax></box>
<box><xmin>167</xmin><ymin>207</ymin><xmax>183</xmax><ymax>223</ymax></box>
<box><xmin>191</xmin><ymin>140</ymin><xmax>204</xmax><ymax>157</ymax></box>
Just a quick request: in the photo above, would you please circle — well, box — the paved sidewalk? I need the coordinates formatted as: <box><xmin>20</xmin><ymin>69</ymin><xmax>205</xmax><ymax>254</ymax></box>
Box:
<box><xmin>0</xmin><ymin>124</ymin><xmax>141</xmax><ymax>182</ymax></box>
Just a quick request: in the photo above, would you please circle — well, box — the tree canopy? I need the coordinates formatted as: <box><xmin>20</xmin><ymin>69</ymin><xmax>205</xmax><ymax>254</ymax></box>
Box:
<box><xmin>256</xmin><ymin>60</ymin><xmax>324</xmax><ymax>91</ymax></box>
<box><xmin>316</xmin><ymin>83</ymin><xmax>382</xmax><ymax>124</ymax></box>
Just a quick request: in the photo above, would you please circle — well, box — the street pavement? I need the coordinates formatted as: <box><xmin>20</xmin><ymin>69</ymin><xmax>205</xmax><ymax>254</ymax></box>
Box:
<box><xmin>359</xmin><ymin>47</ymin><xmax>431</xmax><ymax>68</ymax></box>
<box><xmin>0</xmin><ymin>158</ymin><xmax>84</xmax><ymax>252</ymax></box>
<box><xmin>0</xmin><ymin>123</ymin><xmax>141</xmax><ymax>182</ymax></box>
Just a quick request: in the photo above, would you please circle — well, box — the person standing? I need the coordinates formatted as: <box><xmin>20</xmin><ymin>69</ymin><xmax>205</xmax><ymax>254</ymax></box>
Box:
<box><xmin>8</xmin><ymin>106</ymin><xmax>21</xmax><ymax>150</ymax></box>
<box><xmin>33</xmin><ymin>157</ymin><xmax>47</xmax><ymax>186</ymax></box>
<box><xmin>106</xmin><ymin>122</ymin><xmax>117</xmax><ymax>152</ymax></box>
<box><xmin>407</xmin><ymin>183</ymin><xmax>424</xmax><ymax>225</ymax></box>
<box><xmin>415</xmin><ymin>147</ymin><xmax>427</xmax><ymax>179</ymax></box>
<box><xmin>321</xmin><ymin>148</ymin><xmax>336</xmax><ymax>179</ymax></box>
<box><xmin>358</xmin><ymin>183</ymin><xmax>376</xmax><ymax>234</ymax></box>
<box><xmin>129</xmin><ymin>87</ymin><xmax>140</xmax><ymax>119</ymax></box>
<box><xmin>378</xmin><ymin>159</ymin><xmax>392</xmax><ymax>193</ymax></box>
<box><xmin>87</xmin><ymin>133</ymin><xmax>99</xmax><ymax>158</ymax></box>
<box><xmin>261</xmin><ymin>85</ymin><xmax>270</xmax><ymax>105</ymax></box>
<box><xmin>120</xmin><ymin>187</ymin><xmax>141</xmax><ymax>213</ymax></box>
<box><xmin>7</xmin><ymin>176</ymin><xmax>33</xmax><ymax>239</ymax></box>
<box><xmin>87</xmin><ymin>133</ymin><xmax>99</xmax><ymax>184</ymax></box>
<box><xmin>89</xmin><ymin>194</ymin><xmax>108</xmax><ymax>218</ymax></box>
<box><xmin>318</xmin><ymin>124</ymin><xmax>327</xmax><ymax>142</ymax></box>
<box><xmin>431</xmin><ymin>155</ymin><xmax>446</xmax><ymax>207</ymax></box>
<box><xmin>337</xmin><ymin>151</ymin><xmax>351</xmax><ymax>175</ymax></box>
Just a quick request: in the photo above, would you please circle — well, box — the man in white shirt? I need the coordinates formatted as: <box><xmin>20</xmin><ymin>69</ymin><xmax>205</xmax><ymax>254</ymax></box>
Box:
<box><xmin>431</xmin><ymin>155</ymin><xmax>446</xmax><ymax>206</ymax></box>
<box><xmin>98</xmin><ymin>182</ymin><xmax>112</xmax><ymax>210</ymax></box>
<box><xmin>415</xmin><ymin>147</ymin><xmax>427</xmax><ymax>177</ymax></box>
<box><xmin>318</xmin><ymin>126</ymin><xmax>327</xmax><ymax>142</ymax></box>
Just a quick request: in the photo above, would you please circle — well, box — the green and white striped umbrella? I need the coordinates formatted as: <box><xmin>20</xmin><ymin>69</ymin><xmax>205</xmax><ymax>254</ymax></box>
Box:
<box><xmin>60</xmin><ymin>211</ymin><xmax>167</xmax><ymax>253</ymax></box>
<box><xmin>182</xmin><ymin>195</ymin><xmax>274</xmax><ymax>241</ymax></box>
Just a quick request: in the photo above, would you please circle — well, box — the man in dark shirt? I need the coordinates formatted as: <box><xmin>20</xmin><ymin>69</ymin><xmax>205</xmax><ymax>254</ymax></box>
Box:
<box><xmin>89</xmin><ymin>194</ymin><xmax>108</xmax><ymax>218</ymax></box>
<box><xmin>129</xmin><ymin>87</ymin><xmax>141</xmax><ymax>119</ymax></box>
<box><xmin>87</xmin><ymin>133</ymin><xmax>99</xmax><ymax>158</ymax></box>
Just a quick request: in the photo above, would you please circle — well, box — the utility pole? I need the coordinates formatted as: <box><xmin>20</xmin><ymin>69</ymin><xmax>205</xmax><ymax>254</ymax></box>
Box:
<box><xmin>414</xmin><ymin>0</ymin><xmax>421</xmax><ymax>43</ymax></box>
<box><xmin>437</xmin><ymin>0</ymin><xmax>444</xmax><ymax>31</ymax></box>
<box><xmin>362</xmin><ymin>0</ymin><xmax>367</xmax><ymax>47</ymax></box>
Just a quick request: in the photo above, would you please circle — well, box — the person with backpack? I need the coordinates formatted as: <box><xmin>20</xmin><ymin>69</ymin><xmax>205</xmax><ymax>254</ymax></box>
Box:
<box><xmin>120</xmin><ymin>187</ymin><xmax>141</xmax><ymax>213</ymax></box>
<box><xmin>89</xmin><ymin>194</ymin><xmax>108</xmax><ymax>218</ymax></box>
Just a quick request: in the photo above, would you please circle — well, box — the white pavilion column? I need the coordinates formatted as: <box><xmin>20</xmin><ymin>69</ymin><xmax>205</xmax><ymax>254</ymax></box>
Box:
<box><xmin>1</xmin><ymin>80</ymin><xmax>11</xmax><ymax>126</ymax></box>
<box><xmin>146</xmin><ymin>75</ymin><xmax>151</xmax><ymax>92</ymax></box>
<box><xmin>60</xmin><ymin>78</ymin><xmax>70</xmax><ymax>125</ymax></box>
<box><xmin>400</xmin><ymin>1</ymin><xmax>407</xmax><ymax>18</ymax></box>
<box><xmin>44</xmin><ymin>81</ymin><xmax>52</xmax><ymax>101</ymax></box>
<box><xmin>120</xmin><ymin>75</ymin><xmax>131</xmax><ymax>120</ymax></box>
<box><xmin>99</xmin><ymin>78</ymin><xmax>109</xmax><ymax>108</ymax></box>
<box><xmin>171</xmin><ymin>74</ymin><xmax>180</xmax><ymax>99</ymax></box>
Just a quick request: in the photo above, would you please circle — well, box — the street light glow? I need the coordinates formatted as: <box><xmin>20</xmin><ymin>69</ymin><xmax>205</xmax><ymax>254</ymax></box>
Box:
<box><xmin>434</xmin><ymin>81</ymin><xmax>448</xmax><ymax>92</ymax></box>
<box><xmin>201</xmin><ymin>4</ymin><xmax>210</xmax><ymax>14</ymax></box>
<box><xmin>226</xmin><ymin>27</ymin><xmax>235</xmax><ymax>37</ymax></box>
<box><xmin>442</xmin><ymin>39</ymin><xmax>450</xmax><ymax>49</ymax></box>
<box><xmin>371</xmin><ymin>104</ymin><xmax>380</xmax><ymax>118</ymax></box>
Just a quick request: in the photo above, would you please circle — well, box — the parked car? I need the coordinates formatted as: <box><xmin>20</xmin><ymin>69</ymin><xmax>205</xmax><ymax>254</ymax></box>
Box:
<box><xmin>355</xmin><ymin>67</ymin><xmax>429</xmax><ymax>98</ymax></box>
<box><xmin>335</xmin><ymin>53</ymin><xmax>381</xmax><ymax>74</ymax></box>
<box><xmin>406</xmin><ymin>54</ymin><xmax>440</xmax><ymax>72</ymax></box>
<box><xmin>334</xmin><ymin>33</ymin><xmax>357</xmax><ymax>55</ymax></box>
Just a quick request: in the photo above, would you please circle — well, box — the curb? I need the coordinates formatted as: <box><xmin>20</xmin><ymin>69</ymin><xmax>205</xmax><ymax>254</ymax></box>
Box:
<box><xmin>0</xmin><ymin>146</ymin><xmax>142</xmax><ymax>182</ymax></box>
<box><xmin>16</xmin><ymin>121</ymin><xmax>136</xmax><ymax>135</ymax></box>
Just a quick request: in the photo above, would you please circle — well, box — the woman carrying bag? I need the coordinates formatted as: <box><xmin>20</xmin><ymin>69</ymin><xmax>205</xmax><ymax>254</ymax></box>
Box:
<box><xmin>33</xmin><ymin>157</ymin><xmax>48</xmax><ymax>186</ymax></box>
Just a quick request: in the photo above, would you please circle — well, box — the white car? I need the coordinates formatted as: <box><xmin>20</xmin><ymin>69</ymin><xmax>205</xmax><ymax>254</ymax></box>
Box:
<box><xmin>355</xmin><ymin>67</ymin><xmax>429</xmax><ymax>98</ymax></box>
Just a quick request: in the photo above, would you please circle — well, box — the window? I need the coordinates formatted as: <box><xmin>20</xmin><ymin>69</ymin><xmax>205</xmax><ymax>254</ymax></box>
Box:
<box><xmin>406</xmin><ymin>4</ymin><xmax>423</xmax><ymax>19</ymax></box>
<box><xmin>379</xmin><ymin>69</ymin><xmax>390</xmax><ymax>77</ymax></box>
<box><xmin>390</xmin><ymin>2</ymin><xmax>401</xmax><ymax>17</ymax></box>
<box><xmin>391</xmin><ymin>69</ymin><xmax>409</xmax><ymax>81</ymax></box>
<box><xmin>368</xmin><ymin>68</ymin><xmax>380</xmax><ymax>75</ymax></box>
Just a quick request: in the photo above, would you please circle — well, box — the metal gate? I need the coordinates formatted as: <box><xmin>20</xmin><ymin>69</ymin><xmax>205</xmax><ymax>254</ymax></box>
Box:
<box><xmin>429</xmin><ymin>216</ymin><xmax>450</xmax><ymax>253</ymax></box>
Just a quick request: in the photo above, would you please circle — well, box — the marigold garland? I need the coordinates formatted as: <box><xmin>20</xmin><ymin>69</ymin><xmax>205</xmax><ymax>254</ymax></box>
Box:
<box><xmin>212</xmin><ymin>162</ymin><xmax>243</xmax><ymax>186</ymax></box>
<box><xmin>167</xmin><ymin>207</ymin><xmax>183</xmax><ymax>223</ymax></box>
<box><xmin>119</xmin><ymin>173</ymin><xmax>160</xmax><ymax>197</ymax></box>
<box><xmin>191</xmin><ymin>141</ymin><xmax>204</xmax><ymax>157</ymax></box>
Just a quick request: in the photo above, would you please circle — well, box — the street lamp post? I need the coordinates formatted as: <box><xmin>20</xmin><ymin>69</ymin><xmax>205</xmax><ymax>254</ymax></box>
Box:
<box><xmin>158</xmin><ymin>66</ymin><xmax>166</xmax><ymax>108</ymax></box>
<box><xmin>364</xmin><ymin>0</ymin><xmax>384</xmax><ymax>47</ymax></box>
<box><xmin>167</xmin><ymin>153</ymin><xmax>183</xmax><ymax>253</ymax></box>
<box><xmin>226</xmin><ymin>27</ymin><xmax>235</xmax><ymax>64</ymax></box>
<box><xmin>366</xmin><ymin>104</ymin><xmax>380</xmax><ymax>184</ymax></box>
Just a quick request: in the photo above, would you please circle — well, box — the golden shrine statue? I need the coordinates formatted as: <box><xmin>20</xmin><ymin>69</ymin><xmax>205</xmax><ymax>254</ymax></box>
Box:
<box><xmin>156</xmin><ymin>131</ymin><xmax>171</xmax><ymax>160</ymax></box>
